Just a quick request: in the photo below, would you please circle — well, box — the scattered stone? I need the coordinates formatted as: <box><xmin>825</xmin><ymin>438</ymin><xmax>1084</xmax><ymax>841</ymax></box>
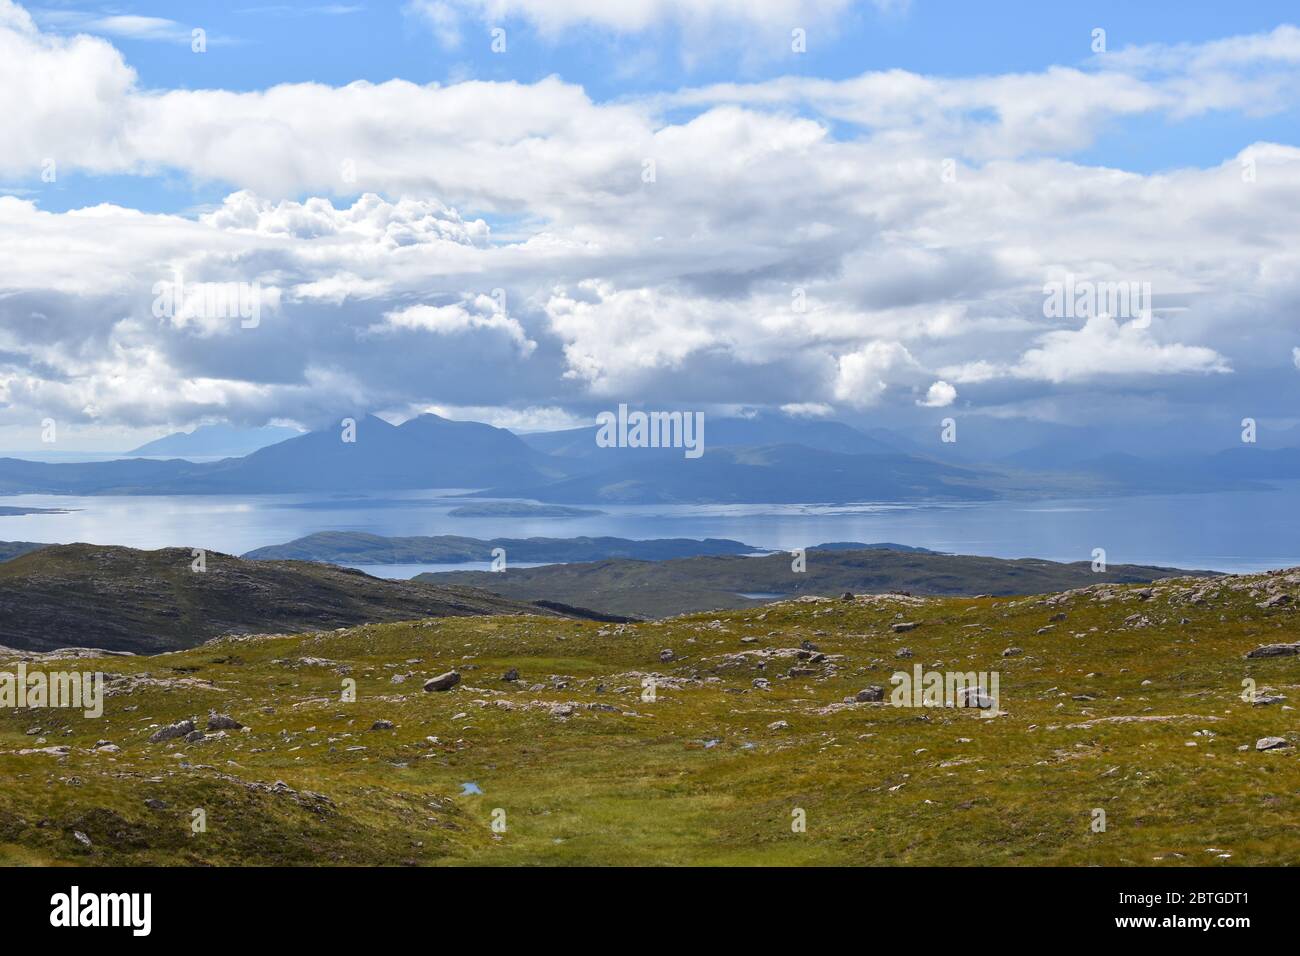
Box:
<box><xmin>502</xmin><ymin>667</ymin><xmax>520</xmax><ymax>682</ymax></box>
<box><xmin>659</xmin><ymin>649</ymin><xmax>675</xmax><ymax>663</ymax></box>
<box><xmin>891</xmin><ymin>622</ymin><xmax>918</xmax><ymax>633</ymax></box>
<box><xmin>1255</xmin><ymin>737</ymin><xmax>1290</xmax><ymax>751</ymax></box>
<box><xmin>148</xmin><ymin>719</ymin><xmax>195</xmax><ymax>744</ymax></box>
<box><xmin>841</xmin><ymin>591</ymin><xmax>855</xmax><ymax>601</ymax></box>
<box><xmin>1002</xmin><ymin>647</ymin><xmax>1023</xmax><ymax>657</ymax></box>
<box><xmin>767</xmin><ymin>720</ymin><xmax>790</xmax><ymax>731</ymax></box>
<box><xmin>184</xmin><ymin>730</ymin><xmax>205</xmax><ymax>743</ymax></box>
<box><xmin>207</xmin><ymin>712</ymin><xmax>243</xmax><ymax>731</ymax></box>
<box><xmin>72</xmin><ymin>831</ymin><xmax>92</xmax><ymax>848</ymax></box>
<box><xmin>895</xmin><ymin>647</ymin><xmax>914</xmax><ymax>658</ymax></box>
<box><xmin>855</xmin><ymin>686</ymin><xmax>885</xmax><ymax>703</ymax></box>
<box><xmin>1244</xmin><ymin>643</ymin><xmax>1300</xmax><ymax>659</ymax></box>
<box><xmin>423</xmin><ymin>671</ymin><xmax>461</xmax><ymax>692</ymax></box>
<box><xmin>144</xmin><ymin>798</ymin><xmax>168</xmax><ymax>810</ymax></box>
<box><xmin>371</xmin><ymin>719</ymin><xmax>395</xmax><ymax>731</ymax></box>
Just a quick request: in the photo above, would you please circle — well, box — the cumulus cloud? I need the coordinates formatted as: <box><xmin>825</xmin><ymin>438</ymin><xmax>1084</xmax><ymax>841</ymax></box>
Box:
<box><xmin>918</xmin><ymin>380</ymin><xmax>957</xmax><ymax>407</ymax></box>
<box><xmin>1012</xmin><ymin>314</ymin><xmax>1231</xmax><ymax>383</ymax></box>
<box><xmin>0</xmin><ymin>3</ymin><xmax>1297</xmax><ymax>433</ymax></box>
<box><xmin>371</xmin><ymin>298</ymin><xmax>536</xmax><ymax>355</ymax></box>
<box><xmin>832</xmin><ymin>342</ymin><xmax>922</xmax><ymax>408</ymax></box>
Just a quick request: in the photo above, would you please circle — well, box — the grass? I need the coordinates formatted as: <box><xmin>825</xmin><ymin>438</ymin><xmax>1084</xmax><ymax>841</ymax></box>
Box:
<box><xmin>1</xmin><ymin>572</ymin><xmax>1297</xmax><ymax>866</ymax></box>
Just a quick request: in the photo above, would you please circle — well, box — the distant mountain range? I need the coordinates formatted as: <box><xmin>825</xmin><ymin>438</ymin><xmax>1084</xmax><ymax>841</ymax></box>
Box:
<box><xmin>418</xmin><ymin>547</ymin><xmax>1216</xmax><ymax>619</ymax></box>
<box><xmin>0</xmin><ymin>411</ymin><xmax>1295</xmax><ymax>503</ymax></box>
<box><xmin>128</xmin><ymin>423</ymin><xmax>303</xmax><ymax>458</ymax></box>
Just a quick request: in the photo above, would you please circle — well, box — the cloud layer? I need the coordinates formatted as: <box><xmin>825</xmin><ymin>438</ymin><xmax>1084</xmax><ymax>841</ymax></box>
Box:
<box><xmin>1</xmin><ymin>0</ymin><xmax>1298</xmax><ymax>435</ymax></box>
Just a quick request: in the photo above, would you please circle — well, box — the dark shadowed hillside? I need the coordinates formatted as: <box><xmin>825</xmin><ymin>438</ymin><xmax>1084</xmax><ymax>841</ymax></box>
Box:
<box><xmin>419</xmin><ymin>548</ymin><xmax>1217</xmax><ymax>618</ymax></box>
<box><xmin>0</xmin><ymin>544</ymin><xmax>574</xmax><ymax>654</ymax></box>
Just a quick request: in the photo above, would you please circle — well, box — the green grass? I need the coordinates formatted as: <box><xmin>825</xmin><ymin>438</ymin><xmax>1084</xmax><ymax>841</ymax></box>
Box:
<box><xmin>2</xmin><ymin>573</ymin><xmax>1297</xmax><ymax>866</ymax></box>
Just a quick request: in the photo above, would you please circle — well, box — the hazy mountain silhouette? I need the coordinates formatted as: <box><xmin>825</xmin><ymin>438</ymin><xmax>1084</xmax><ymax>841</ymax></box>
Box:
<box><xmin>128</xmin><ymin>423</ymin><xmax>302</xmax><ymax>458</ymax></box>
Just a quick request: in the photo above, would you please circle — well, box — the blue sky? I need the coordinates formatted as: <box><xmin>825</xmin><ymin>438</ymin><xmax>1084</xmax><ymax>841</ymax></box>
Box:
<box><xmin>1</xmin><ymin>0</ymin><xmax>1299</xmax><ymax>450</ymax></box>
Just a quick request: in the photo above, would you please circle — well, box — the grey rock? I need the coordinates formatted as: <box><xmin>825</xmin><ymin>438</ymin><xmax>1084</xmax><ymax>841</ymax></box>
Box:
<box><xmin>1256</xmin><ymin>736</ymin><xmax>1290</xmax><ymax>751</ymax></box>
<box><xmin>207</xmin><ymin>712</ymin><xmax>243</xmax><ymax>731</ymax></box>
<box><xmin>423</xmin><ymin>670</ymin><xmax>461</xmax><ymax>692</ymax></box>
<box><xmin>855</xmin><ymin>686</ymin><xmax>885</xmax><ymax>703</ymax></box>
<box><xmin>1244</xmin><ymin>643</ymin><xmax>1300</xmax><ymax>659</ymax></box>
<box><xmin>148</xmin><ymin>719</ymin><xmax>195</xmax><ymax>744</ymax></box>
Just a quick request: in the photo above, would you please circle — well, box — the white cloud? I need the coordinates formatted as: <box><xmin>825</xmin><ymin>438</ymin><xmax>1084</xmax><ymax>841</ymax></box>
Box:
<box><xmin>832</xmin><ymin>342</ymin><xmax>921</xmax><ymax>408</ymax></box>
<box><xmin>780</xmin><ymin>402</ymin><xmax>833</xmax><ymax>418</ymax></box>
<box><xmin>0</xmin><ymin>4</ymin><xmax>1296</xmax><ymax>432</ymax></box>
<box><xmin>372</xmin><ymin>299</ymin><xmax>536</xmax><ymax>354</ymax></box>
<box><xmin>408</xmin><ymin>0</ymin><xmax>864</xmax><ymax>45</ymax></box>
<box><xmin>1012</xmin><ymin>314</ymin><xmax>1231</xmax><ymax>383</ymax></box>
<box><xmin>918</xmin><ymin>380</ymin><xmax>956</xmax><ymax>407</ymax></box>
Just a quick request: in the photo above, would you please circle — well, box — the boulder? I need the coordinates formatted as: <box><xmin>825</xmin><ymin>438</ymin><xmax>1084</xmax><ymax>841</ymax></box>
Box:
<box><xmin>207</xmin><ymin>712</ymin><xmax>243</xmax><ymax>731</ymax></box>
<box><xmin>148</xmin><ymin>719</ymin><xmax>195</xmax><ymax>744</ymax></box>
<box><xmin>855</xmin><ymin>686</ymin><xmax>885</xmax><ymax>703</ymax></box>
<box><xmin>1256</xmin><ymin>737</ymin><xmax>1290</xmax><ymax>751</ymax></box>
<box><xmin>1244</xmin><ymin>643</ymin><xmax>1300</xmax><ymax>659</ymax></box>
<box><xmin>423</xmin><ymin>671</ymin><xmax>461</xmax><ymax>692</ymax></box>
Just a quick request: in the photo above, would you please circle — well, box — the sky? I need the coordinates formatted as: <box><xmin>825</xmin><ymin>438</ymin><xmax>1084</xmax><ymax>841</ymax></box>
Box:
<box><xmin>0</xmin><ymin>0</ymin><xmax>1298</xmax><ymax>450</ymax></box>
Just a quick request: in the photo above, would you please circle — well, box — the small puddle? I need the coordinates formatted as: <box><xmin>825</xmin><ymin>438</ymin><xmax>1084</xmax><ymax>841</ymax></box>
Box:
<box><xmin>460</xmin><ymin>782</ymin><xmax>483</xmax><ymax>795</ymax></box>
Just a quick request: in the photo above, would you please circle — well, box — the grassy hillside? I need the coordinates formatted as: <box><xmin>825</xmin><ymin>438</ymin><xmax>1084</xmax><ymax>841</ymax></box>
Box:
<box><xmin>0</xmin><ymin>541</ymin><xmax>45</xmax><ymax>563</ymax></box>
<box><xmin>0</xmin><ymin>544</ymin><xmax>570</xmax><ymax>654</ymax></box>
<box><xmin>420</xmin><ymin>547</ymin><xmax>1216</xmax><ymax>619</ymax></box>
<box><xmin>1</xmin><ymin>570</ymin><xmax>1296</xmax><ymax>866</ymax></box>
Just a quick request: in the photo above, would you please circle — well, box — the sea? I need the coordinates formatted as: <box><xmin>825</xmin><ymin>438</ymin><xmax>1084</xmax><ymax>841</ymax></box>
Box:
<box><xmin>1</xmin><ymin>482</ymin><xmax>1298</xmax><ymax>578</ymax></box>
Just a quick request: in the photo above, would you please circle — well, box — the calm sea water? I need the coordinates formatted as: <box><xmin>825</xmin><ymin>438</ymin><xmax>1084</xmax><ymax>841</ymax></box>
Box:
<box><xmin>1</xmin><ymin>483</ymin><xmax>1298</xmax><ymax>576</ymax></box>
